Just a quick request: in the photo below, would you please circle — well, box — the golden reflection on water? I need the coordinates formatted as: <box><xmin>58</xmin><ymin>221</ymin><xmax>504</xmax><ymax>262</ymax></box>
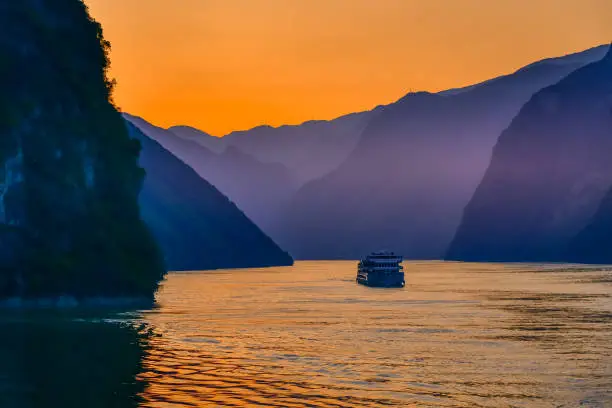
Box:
<box><xmin>134</xmin><ymin>261</ymin><xmax>612</xmax><ymax>407</ymax></box>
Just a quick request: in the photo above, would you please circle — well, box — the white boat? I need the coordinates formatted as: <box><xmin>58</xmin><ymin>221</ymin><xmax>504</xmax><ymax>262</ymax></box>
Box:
<box><xmin>356</xmin><ymin>251</ymin><xmax>405</xmax><ymax>288</ymax></box>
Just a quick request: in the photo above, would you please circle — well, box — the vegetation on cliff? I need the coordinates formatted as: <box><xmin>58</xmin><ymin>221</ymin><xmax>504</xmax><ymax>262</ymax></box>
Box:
<box><xmin>0</xmin><ymin>0</ymin><xmax>165</xmax><ymax>300</ymax></box>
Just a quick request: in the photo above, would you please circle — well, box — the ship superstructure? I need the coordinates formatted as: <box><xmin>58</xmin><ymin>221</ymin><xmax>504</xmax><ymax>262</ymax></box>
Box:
<box><xmin>356</xmin><ymin>251</ymin><xmax>405</xmax><ymax>288</ymax></box>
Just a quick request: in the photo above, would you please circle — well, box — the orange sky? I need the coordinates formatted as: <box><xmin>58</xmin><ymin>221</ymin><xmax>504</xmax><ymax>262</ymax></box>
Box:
<box><xmin>85</xmin><ymin>0</ymin><xmax>612</xmax><ymax>136</ymax></box>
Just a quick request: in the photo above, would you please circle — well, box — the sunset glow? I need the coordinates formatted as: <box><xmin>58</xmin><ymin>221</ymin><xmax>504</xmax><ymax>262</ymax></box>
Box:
<box><xmin>85</xmin><ymin>0</ymin><xmax>612</xmax><ymax>135</ymax></box>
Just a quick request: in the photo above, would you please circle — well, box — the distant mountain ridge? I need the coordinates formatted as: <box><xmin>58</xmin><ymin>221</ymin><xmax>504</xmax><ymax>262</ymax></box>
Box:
<box><xmin>168</xmin><ymin>125</ymin><xmax>224</xmax><ymax>153</ymax></box>
<box><xmin>447</xmin><ymin>45</ymin><xmax>612</xmax><ymax>262</ymax></box>
<box><xmin>167</xmin><ymin>110</ymin><xmax>380</xmax><ymax>183</ymax></box>
<box><xmin>441</xmin><ymin>45</ymin><xmax>609</xmax><ymax>96</ymax></box>
<box><xmin>125</xmin><ymin>114</ymin><xmax>300</xmax><ymax>239</ymax></box>
<box><xmin>280</xmin><ymin>44</ymin><xmax>609</xmax><ymax>259</ymax></box>
<box><xmin>129</xmin><ymin>44</ymin><xmax>610</xmax><ymax>262</ymax></box>
<box><xmin>219</xmin><ymin>110</ymin><xmax>381</xmax><ymax>182</ymax></box>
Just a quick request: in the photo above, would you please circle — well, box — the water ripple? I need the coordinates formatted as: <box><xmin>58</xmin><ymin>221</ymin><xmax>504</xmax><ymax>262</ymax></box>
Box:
<box><xmin>123</xmin><ymin>261</ymin><xmax>612</xmax><ymax>407</ymax></box>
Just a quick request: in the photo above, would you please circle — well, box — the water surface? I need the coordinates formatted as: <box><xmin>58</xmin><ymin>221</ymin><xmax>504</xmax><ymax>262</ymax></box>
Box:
<box><xmin>1</xmin><ymin>261</ymin><xmax>611</xmax><ymax>407</ymax></box>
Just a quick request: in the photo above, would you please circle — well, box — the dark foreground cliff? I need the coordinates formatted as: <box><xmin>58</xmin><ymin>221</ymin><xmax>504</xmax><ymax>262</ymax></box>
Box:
<box><xmin>0</xmin><ymin>0</ymin><xmax>165</xmax><ymax>300</ymax></box>
<box><xmin>129</xmin><ymin>122</ymin><xmax>294</xmax><ymax>271</ymax></box>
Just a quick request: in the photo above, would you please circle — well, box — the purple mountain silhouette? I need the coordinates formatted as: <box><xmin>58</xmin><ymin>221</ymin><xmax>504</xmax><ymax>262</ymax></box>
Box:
<box><xmin>127</xmin><ymin>120</ymin><xmax>293</xmax><ymax>270</ymax></box>
<box><xmin>447</xmin><ymin>44</ymin><xmax>612</xmax><ymax>262</ymax></box>
<box><xmin>128</xmin><ymin>45</ymin><xmax>609</xmax><ymax>261</ymax></box>
<box><xmin>125</xmin><ymin>114</ymin><xmax>301</xmax><ymax>239</ymax></box>
<box><xmin>281</xmin><ymin>45</ymin><xmax>609</xmax><ymax>259</ymax></box>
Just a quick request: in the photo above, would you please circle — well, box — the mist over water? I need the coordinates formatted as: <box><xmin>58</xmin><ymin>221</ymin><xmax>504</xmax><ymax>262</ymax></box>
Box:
<box><xmin>1</xmin><ymin>261</ymin><xmax>611</xmax><ymax>407</ymax></box>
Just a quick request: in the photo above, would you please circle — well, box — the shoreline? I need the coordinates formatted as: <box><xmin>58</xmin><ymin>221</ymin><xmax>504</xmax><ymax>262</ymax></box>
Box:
<box><xmin>0</xmin><ymin>296</ymin><xmax>155</xmax><ymax>309</ymax></box>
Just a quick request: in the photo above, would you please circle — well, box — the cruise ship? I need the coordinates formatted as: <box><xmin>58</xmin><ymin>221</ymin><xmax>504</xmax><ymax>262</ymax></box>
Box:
<box><xmin>356</xmin><ymin>251</ymin><xmax>405</xmax><ymax>288</ymax></box>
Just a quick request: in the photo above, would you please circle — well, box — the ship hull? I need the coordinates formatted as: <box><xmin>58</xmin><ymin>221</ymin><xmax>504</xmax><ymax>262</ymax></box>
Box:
<box><xmin>356</xmin><ymin>272</ymin><xmax>405</xmax><ymax>288</ymax></box>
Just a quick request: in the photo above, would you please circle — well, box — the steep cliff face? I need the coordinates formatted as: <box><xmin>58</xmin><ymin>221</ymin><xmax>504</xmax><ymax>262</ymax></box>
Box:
<box><xmin>0</xmin><ymin>1</ymin><xmax>165</xmax><ymax>299</ymax></box>
<box><xmin>282</xmin><ymin>45</ymin><xmax>608</xmax><ymax>260</ymax></box>
<box><xmin>129</xmin><ymin>122</ymin><xmax>294</xmax><ymax>271</ymax></box>
<box><xmin>447</xmin><ymin>46</ymin><xmax>612</xmax><ymax>262</ymax></box>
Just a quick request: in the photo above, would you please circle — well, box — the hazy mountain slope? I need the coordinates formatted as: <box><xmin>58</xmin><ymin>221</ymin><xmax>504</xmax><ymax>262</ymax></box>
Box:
<box><xmin>129</xmin><ymin>121</ymin><xmax>293</xmax><ymax>271</ymax></box>
<box><xmin>221</xmin><ymin>110</ymin><xmax>379</xmax><ymax>182</ymax></box>
<box><xmin>126</xmin><ymin>115</ymin><xmax>300</xmax><ymax>239</ymax></box>
<box><xmin>282</xmin><ymin>45</ymin><xmax>609</xmax><ymax>260</ymax></box>
<box><xmin>191</xmin><ymin>145</ymin><xmax>300</xmax><ymax>239</ymax></box>
<box><xmin>125</xmin><ymin>114</ymin><xmax>217</xmax><ymax>165</ymax></box>
<box><xmin>441</xmin><ymin>45</ymin><xmax>608</xmax><ymax>96</ymax></box>
<box><xmin>169</xmin><ymin>125</ymin><xmax>225</xmax><ymax>154</ymax></box>
<box><xmin>447</xmin><ymin>46</ymin><xmax>612</xmax><ymax>262</ymax></box>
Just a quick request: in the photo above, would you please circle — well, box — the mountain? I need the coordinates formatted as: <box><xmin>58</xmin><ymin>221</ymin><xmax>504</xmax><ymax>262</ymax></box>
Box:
<box><xmin>568</xmin><ymin>186</ymin><xmax>612</xmax><ymax>264</ymax></box>
<box><xmin>124</xmin><ymin>114</ymin><xmax>217</xmax><ymax>169</ymax></box>
<box><xmin>128</xmin><ymin>121</ymin><xmax>293</xmax><ymax>271</ymax></box>
<box><xmin>190</xmin><ymin>145</ymin><xmax>300</xmax><ymax>239</ymax></box>
<box><xmin>440</xmin><ymin>45</ymin><xmax>608</xmax><ymax>96</ymax></box>
<box><xmin>168</xmin><ymin>125</ymin><xmax>224</xmax><ymax>154</ymax></box>
<box><xmin>126</xmin><ymin>109</ymin><xmax>379</xmax><ymax>242</ymax></box>
<box><xmin>221</xmin><ymin>110</ymin><xmax>379</xmax><ymax>183</ymax></box>
<box><xmin>125</xmin><ymin>114</ymin><xmax>300</xmax><ymax>239</ymax></box>
<box><xmin>281</xmin><ymin>45</ymin><xmax>609</xmax><ymax>260</ymax></box>
<box><xmin>447</xmin><ymin>45</ymin><xmax>612</xmax><ymax>262</ymax></box>
<box><xmin>0</xmin><ymin>0</ymin><xmax>165</xmax><ymax>300</ymax></box>
<box><xmin>164</xmin><ymin>110</ymin><xmax>378</xmax><ymax>183</ymax></box>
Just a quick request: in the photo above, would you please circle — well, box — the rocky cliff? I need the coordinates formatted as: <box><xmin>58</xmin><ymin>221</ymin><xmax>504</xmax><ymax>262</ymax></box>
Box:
<box><xmin>0</xmin><ymin>0</ymin><xmax>165</xmax><ymax>300</ymax></box>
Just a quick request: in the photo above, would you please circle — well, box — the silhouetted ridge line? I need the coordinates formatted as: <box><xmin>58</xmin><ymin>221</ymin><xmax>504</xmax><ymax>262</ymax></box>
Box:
<box><xmin>446</xmin><ymin>43</ymin><xmax>612</xmax><ymax>262</ymax></box>
<box><xmin>281</xmin><ymin>44</ymin><xmax>607</xmax><ymax>260</ymax></box>
<box><xmin>128</xmin><ymin>121</ymin><xmax>294</xmax><ymax>271</ymax></box>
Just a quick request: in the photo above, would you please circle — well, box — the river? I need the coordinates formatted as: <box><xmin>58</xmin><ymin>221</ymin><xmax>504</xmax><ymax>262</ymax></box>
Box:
<box><xmin>1</xmin><ymin>261</ymin><xmax>610</xmax><ymax>407</ymax></box>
